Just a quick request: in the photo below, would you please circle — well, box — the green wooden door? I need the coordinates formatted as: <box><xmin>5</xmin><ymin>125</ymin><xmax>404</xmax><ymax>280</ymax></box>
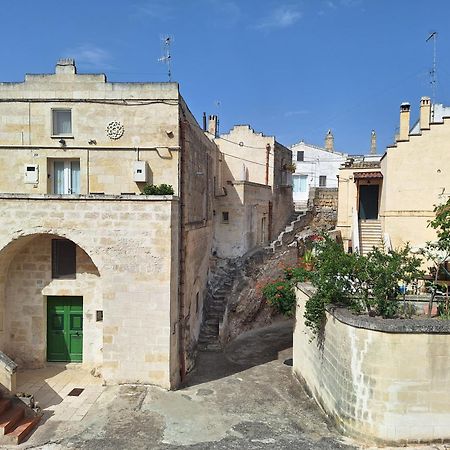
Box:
<box><xmin>47</xmin><ymin>296</ymin><xmax>83</xmax><ymax>362</ymax></box>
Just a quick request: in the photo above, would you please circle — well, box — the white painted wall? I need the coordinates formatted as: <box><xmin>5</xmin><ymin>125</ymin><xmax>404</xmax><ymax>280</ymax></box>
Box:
<box><xmin>290</xmin><ymin>142</ymin><xmax>347</xmax><ymax>206</ymax></box>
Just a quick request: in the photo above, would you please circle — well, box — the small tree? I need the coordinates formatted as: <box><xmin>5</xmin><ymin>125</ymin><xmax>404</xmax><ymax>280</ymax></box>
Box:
<box><xmin>423</xmin><ymin>198</ymin><xmax>450</xmax><ymax>316</ymax></box>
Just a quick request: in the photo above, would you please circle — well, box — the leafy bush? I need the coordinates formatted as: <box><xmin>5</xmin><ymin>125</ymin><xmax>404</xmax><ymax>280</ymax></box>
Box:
<box><xmin>262</xmin><ymin>280</ymin><xmax>296</xmax><ymax>317</ymax></box>
<box><xmin>262</xmin><ymin>234</ymin><xmax>424</xmax><ymax>335</ymax></box>
<box><xmin>142</xmin><ymin>184</ymin><xmax>174</xmax><ymax>195</ymax></box>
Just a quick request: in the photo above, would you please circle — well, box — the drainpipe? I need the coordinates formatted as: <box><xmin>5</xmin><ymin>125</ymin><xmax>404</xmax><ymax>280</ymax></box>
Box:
<box><xmin>178</xmin><ymin>118</ymin><xmax>187</xmax><ymax>383</ymax></box>
<box><xmin>265</xmin><ymin>143</ymin><xmax>270</xmax><ymax>185</ymax></box>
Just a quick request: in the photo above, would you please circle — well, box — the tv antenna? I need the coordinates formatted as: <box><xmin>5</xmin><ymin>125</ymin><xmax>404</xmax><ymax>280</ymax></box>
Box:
<box><xmin>426</xmin><ymin>31</ymin><xmax>438</xmax><ymax>103</ymax></box>
<box><xmin>158</xmin><ymin>35</ymin><xmax>173</xmax><ymax>81</ymax></box>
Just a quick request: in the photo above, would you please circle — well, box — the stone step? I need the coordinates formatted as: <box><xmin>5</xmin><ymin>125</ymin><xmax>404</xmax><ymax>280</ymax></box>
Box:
<box><xmin>4</xmin><ymin>416</ymin><xmax>41</xmax><ymax>445</ymax></box>
<box><xmin>0</xmin><ymin>405</ymin><xmax>25</xmax><ymax>435</ymax></box>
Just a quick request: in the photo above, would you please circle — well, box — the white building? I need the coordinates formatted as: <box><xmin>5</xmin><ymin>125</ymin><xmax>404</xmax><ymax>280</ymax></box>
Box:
<box><xmin>291</xmin><ymin>130</ymin><xmax>347</xmax><ymax>208</ymax></box>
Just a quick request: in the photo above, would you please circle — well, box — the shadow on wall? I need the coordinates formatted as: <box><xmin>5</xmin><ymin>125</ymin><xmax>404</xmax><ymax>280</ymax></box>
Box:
<box><xmin>185</xmin><ymin>320</ymin><xmax>294</xmax><ymax>387</ymax></box>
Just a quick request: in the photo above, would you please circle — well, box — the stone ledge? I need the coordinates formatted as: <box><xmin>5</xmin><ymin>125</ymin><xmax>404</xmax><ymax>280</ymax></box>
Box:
<box><xmin>0</xmin><ymin>352</ymin><xmax>17</xmax><ymax>375</ymax></box>
<box><xmin>297</xmin><ymin>283</ymin><xmax>450</xmax><ymax>333</ymax></box>
<box><xmin>0</xmin><ymin>193</ymin><xmax>179</xmax><ymax>202</ymax></box>
<box><xmin>327</xmin><ymin>305</ymin><xmax>450</xmax><ymax>334</ymax></box>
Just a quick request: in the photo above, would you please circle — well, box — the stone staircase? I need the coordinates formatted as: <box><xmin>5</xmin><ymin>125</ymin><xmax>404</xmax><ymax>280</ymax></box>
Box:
<box><xmin>0</xmin><ymin>393</ymin><xmax>41</xmax><ymax>445</ymax></box>
<box><xmin>359</xmin><ymin>219</ymin><xmax>384</xmax><ymax>256</ymax></box>
<box><xmin>198</xmin><ymin>261</ymin><xmax>239</xmax><ymax>351</ymax></box>
<box><xmin>198</xmin><ymin>210</ymin><xmax>312</xmax><ymax>351</ymax></box>
<box><xmin>269</xmin><ymin>210</ymin><xmax>310</xmax><ymax>252</ymax></box>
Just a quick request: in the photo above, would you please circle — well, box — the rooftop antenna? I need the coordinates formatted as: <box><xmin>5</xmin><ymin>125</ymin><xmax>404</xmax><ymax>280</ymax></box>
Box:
<box><xmin>158</xmin><ymin>35</ymin><xmax>173</xmax><ymax>81</ymax></box>
<box><xmin>426</xmin><ymin>31</ymin><xmax>438</xmax><ymax>104</ymax></box>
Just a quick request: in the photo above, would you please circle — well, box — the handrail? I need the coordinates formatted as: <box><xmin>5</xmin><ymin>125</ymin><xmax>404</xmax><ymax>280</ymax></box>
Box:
<box><xmin>352</xmin><ymin>205</ymin><xmax>360</xmax><ymax>254</ymax></box>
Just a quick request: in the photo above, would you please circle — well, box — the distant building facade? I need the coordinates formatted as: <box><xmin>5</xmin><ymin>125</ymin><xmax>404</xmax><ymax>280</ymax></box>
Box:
<box><xmin>337</xmin><ymin>97</ymin><xmax>450</xmax><ymax>255</ymax></box>
<box><xmin>211</xmin><ymin>124</ymin><xmax>293</xmax><ymax>258</ymax></box>
<box><xmin>291</xmin><ymin>130</ymin><xmax>347</xmax><ymax>208</ymax></box>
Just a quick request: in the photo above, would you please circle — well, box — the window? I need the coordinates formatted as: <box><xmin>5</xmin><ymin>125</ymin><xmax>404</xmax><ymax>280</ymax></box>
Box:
<box><xmin>53</xmin><ymin>160</ymin><xmax>80</xmax><ymax>194</ymax></box>
<box><xmin>293</xmin><ymin>175</ymin><xmax>308</xmax><ymax>193</ymax></box>
<box><xmin>52</xmin><ymin>239</ymin><xmax>76</xmax><ymax>279</ymax></box>
<box><xmin>297</xmin><ymin>151</ymin><xmax>304</xmax><ymax>162</ymax></box>
<box><xmin>222</xmin><ymin>211</ymin><xmax>229</xmax><ymax>223</ymax></box>
<box><xmin>52</xmin><ymin>109</ymin><xmax>72</xmax><ymax>136</ymax></box>
<box><xmin>319</xmin><ymin>175</ymin><xmax>327</xmax><ymax>187</ymax></box>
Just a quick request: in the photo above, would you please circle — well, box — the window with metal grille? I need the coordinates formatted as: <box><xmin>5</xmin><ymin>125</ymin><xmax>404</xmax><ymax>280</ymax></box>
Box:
<box><xmin>319</xmin><ymin>175</ymin><xmax>327</xmax><ymax>187</ymax></box>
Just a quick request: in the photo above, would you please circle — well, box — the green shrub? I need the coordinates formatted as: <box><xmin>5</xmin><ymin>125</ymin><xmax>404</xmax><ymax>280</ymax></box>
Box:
<box><xmin>142</xmin><ymin>184</ymin><xmax>174</xmax><ymax>195</ymax></box>
<box><xmin>262</xmin><ymin>280</ymin><xmax>296</xmax><ymax>317</ymax></box>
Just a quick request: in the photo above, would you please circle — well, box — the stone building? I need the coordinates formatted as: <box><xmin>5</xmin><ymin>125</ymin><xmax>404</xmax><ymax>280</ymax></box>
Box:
<box><xmin>337</xmin><ymin>97</ymin><xmax>450</xmax><ymax>254</ymax></box>
<box><xmin>291</xmin><ymin>131</ymin><xmax>347</xmax><ymax>209</ymax></box>
<box><xmin>210</xmin><ymin>123</ymin><xmax>293</xmax><ymax>258</ymax></box>
<box><xmin>0</xmin><ymin>59</ymin><xmax>220</xmax><ymax>389</ymax></box>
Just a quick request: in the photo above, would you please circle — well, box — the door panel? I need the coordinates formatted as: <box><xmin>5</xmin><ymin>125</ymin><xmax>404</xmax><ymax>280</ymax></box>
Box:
<box><xmin>47</xmin><ymin>297</ymin><xmax>83</xmax><ymax>362</ymax></box>
<box><xmin>358</xmin><ymin>185</ymin><xmax>379</xmax><ymax>220</ymax></box>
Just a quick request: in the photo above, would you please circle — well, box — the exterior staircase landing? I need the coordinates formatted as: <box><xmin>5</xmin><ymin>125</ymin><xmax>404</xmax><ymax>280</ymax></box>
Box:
<box><xmin>359</xmin><ymin>219</ymin><xmax>383</xmax><ymax>256</ymax></box>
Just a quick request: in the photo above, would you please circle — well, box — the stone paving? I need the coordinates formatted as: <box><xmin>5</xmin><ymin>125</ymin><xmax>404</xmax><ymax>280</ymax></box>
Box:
<box><xmin>16</xmin><ymin>363</ymin><xmax>104</xmax><ymax>423</ymax></box>
<box><xmin>9</xmin><ymin>322</ymin><xmax>450</xmax><ymax>450</ymax></box>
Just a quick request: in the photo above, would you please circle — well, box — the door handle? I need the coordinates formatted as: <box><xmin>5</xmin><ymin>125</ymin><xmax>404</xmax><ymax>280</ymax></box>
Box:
<box><xmin>75</xmin><ymin>332</ymin><xmax>80</xmax><ymax>336</ymax></box>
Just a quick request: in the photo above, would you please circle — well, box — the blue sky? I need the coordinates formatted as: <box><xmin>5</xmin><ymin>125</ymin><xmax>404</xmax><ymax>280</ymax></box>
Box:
<box><xmin>1</xmin><ymin>0</ymin><xmax>450</xmax><ymax>154</ymax></box>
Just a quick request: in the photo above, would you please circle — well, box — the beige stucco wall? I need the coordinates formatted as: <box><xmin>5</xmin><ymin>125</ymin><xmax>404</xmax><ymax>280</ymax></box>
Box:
<box><xmin>294</xmin><ymin>286</ymin><xmax>450</xmax><ymax>443</ymax></box>
<box><xmin>379</xmin><ymin>119</ymin><xmax>450</xmax><ymax>249</ymax></box>
<box><xmin>214</xmin><ymin>181</ymin><xmax>272</xmax><ymax>258</ymax></box>
<box><xmin>0</xmin><ymin>196</ymin><xmax>179</xmax><ymax>389</ymax></box>
<box><xmin>213</xmin><ymin>125</ymin><xmax>293</xmax><ymax>247</ymax></box>
<box><xmin>337</xmin><ymin>114</ymin><xmax>450</xmax><ymax>253</ymax></box>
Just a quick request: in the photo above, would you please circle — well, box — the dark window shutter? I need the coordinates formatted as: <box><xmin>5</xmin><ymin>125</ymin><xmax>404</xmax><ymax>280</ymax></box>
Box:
<box><xmin>52</xmin><ymin>239</ymin><xmax>76</xmax><ymax>279</ymax></box>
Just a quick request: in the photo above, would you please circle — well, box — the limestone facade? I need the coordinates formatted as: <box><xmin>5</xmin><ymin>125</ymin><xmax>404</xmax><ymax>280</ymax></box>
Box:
<box><xmin>294</xmin><ymin>285</ymin><xmax>450</xmax><ymax>443</ymax></box>
<box><xmin>0</xmin><ymin>59</ymin><xmax>219</xmax><ymax>389</ymax></box>
<box><xmin>211</xmin><ymin>125</ymin><xmax>293</xmax><ymax>257</ymax></box>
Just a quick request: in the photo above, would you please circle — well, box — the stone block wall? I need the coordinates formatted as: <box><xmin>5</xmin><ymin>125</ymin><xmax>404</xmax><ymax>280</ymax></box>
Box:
<box><xmin>0</xmin><ymin>195</ymin><xmax>179</xmax><ymax>389</ymax></box>
<box><xmin>294</xmin><ymin>284</ymin><xmax>450</xmax><ymax>443</ymax></box>
<box><xmin>309</xmin><ymin>187</ymin><xmax>338</xmax><ymax>230</ymax></box>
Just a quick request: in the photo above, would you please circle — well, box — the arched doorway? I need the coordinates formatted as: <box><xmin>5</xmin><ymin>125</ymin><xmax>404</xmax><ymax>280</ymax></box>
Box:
<box><xmin>0</xmin><ymin>233</ymin><xmax>101</xmax><ymax>369</ymax></box>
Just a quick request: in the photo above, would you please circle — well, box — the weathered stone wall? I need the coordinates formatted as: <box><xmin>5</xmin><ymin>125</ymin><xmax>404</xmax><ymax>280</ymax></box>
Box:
<box><xmin>4</xmin><ymin>235</ymin><xmax>101</xmax><ymax>369</ymax></box>
<box><xmin>178</xmin><ymin>100</ymin><xmax>218</xmax><ymax>374</ymax></box>
<box><xmin>0</xmin><ymin>195</ymin><xmax>179</xmax><ymax>389</ymax></box>
<box><xmin>294</xmin><ymin>284</ymin><xmax>450</xmax><ymax>444</ymax></box>
<box><xmin>213</xmin><ymin>181</ymin><xmax>272</xmax><ymax>258</ymax></box>
<box><xmin>309</xmin><ymin>187</ymin><xmax>338</xmax><ymax>230</ymax></box>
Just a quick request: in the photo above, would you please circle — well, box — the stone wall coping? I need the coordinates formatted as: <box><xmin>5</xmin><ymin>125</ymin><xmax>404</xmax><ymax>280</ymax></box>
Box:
<box><xmin>0</xmin><ymin>352</ymin><xmax>17</xmax><ymax>374</ymax></box>
<box><xmin>328</xmin><ymin>306</ymin><xmax>450</xmax><ymax>333</ymax></box>
<box><xmin>0</xmin><ymin>193</ymin><xmax>179</xmax><ymax>202</ymax></box>
<box><xmin>231</xmin><ymin>181</ymin><xmax>271</xmax><ymax>189</ymax></box>
<box><xmin>296</xmin><ymin>283</ymin><xmax>450</xmax><ymax>333</ymax></box>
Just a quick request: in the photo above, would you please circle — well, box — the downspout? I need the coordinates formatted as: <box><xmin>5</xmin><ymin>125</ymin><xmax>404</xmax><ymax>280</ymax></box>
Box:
<box><xmin>178</xmin><ymin>117</ymin><xmax>187</xmax><ymax>383</ymax></box>
<box><xmin>265</xmin><ymin>143</ymin><xmax>270</xmax><ymax>185</ymax></box>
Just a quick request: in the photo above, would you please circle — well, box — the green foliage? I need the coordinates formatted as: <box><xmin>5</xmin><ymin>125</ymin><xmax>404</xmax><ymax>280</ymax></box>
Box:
<box><xmin>262</xmin><ymin>280</ymin><xmax>296</xmax><ymax>317</ymax></box>
<box><xmin>262</xmin><ymin>234</ymin><xmax>424</xmax><ymax>335</ymax></box>
<box><xmin>429</xmin><ymin>199</ymin><xmax>450</xmax><ymax>251</ymax></box>
<box><xmin>142</xmin><ymin>184</ymin><xmax>174</xmax><ymax>195</ymax></box>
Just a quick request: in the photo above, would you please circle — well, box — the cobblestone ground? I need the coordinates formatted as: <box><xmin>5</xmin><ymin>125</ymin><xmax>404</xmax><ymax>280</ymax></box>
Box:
<box><xmin>15</xmin><ymin>321</ymin><xmax>449</xmax><ymax>450</ymax></box>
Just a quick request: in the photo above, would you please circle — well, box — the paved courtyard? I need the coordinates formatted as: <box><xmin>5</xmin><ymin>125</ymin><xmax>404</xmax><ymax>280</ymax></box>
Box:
<box><xmin>9</xmin><ymin>321</ymin><xmax>450</xmax><ymax>450</ymax></box>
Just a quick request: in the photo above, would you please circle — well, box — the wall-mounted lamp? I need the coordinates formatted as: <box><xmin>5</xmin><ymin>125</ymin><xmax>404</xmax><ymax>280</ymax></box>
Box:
<box><xmin>58</xmin><ymin>139</ymin><xmax>66</xmax><ymax>146</ymax></box>
<box><xmin>88</xmin><ymin>139</ymin><xmax>97</xmax><ymax>145</ymax></box>
<box><xmin>166</xmin><ymin>130</ymin><xmax>174</xmax><ymax>137</ymax></box>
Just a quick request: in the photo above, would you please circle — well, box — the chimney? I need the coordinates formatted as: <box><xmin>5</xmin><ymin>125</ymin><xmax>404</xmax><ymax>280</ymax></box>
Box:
<box><xmin>202</xmin><ymin>112</ymin><xmax>207</xmax><ymax>131</ymax></box>
<box><xmin>420</xmin><ymin>96</ymin><xmax>431</xmax><ymax>131</ymax></box>
<box><xmin>325</xmin><ymin>129</ymin><xmax>334</xmax><ymax>152</ymax></box>
<box><xmin>370</xmin><ymin>130</ymin><xmax>377</xmax><ymax>154</ymax></box>
<box><xmin>398</xmin><ymin>102</ymin><xmax>410</xmax><ymax>141</ymax></box>
<box><xmin>208</xmin><ymin>115</ymin><xmax>218</xmax><ymax>137</ymax></box>
<box><xmin>55</xmin><ymin>58</ymin><xmax>76</xmax><ymax>75</ymax></box>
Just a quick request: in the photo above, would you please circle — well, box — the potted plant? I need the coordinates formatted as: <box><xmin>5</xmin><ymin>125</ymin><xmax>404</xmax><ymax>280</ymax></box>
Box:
<box><xmin>300</xmin><ymin>249</ymin><xmax>315</xmax><ymax>271</ymax></box>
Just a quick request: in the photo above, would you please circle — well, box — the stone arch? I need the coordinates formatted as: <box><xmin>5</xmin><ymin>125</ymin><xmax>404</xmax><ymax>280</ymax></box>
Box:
<box><xmin>0</xmin><ymin>232</ymin><xmax>103</xmax><ymax>370</ymax></box>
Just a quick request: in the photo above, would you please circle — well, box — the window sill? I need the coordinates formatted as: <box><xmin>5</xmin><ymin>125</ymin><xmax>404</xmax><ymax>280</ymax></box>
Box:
<box><xmin>51</xmin><ymin>135</ymin><xmax>74</xmax><ymax>139</ymax></box>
